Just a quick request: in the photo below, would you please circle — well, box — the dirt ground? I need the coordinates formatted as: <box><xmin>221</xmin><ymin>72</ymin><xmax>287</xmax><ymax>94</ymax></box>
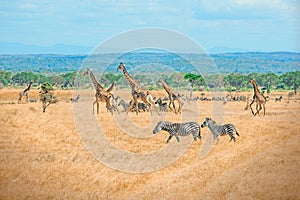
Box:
<box><xmin>0</xmin><ymin>89</ymin><xmax>299</xmax><ymax>199</ymax></box>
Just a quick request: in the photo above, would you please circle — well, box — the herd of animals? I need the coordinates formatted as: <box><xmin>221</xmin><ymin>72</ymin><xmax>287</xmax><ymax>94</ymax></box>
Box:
<box><xmin>15</xmin><ymin>62</ymin><xmax>296</xmax><ymax>143</ymax></box>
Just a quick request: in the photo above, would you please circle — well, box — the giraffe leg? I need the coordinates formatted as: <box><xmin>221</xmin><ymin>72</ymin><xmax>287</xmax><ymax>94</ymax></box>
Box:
<box><xmin>105</xmin><ymin>98</ymin><xmax>113</xmax><ymax>115</ymax></box>
<box><xmin>172</xmin><ymin>100</ymin><xmax>177</xmax><ymax>114</ymax></box>
<box><xmin>249</xmin><ymin>99</ymin><xmax>255</xmax><ymax>116</ymax></box>
<box><xmin>263</xmin><ymin>103</ymin><xmax>266</xmax><ymax>116</ymax></box>
<box><xmin>18</xmin><ymin>93</ymin><xmax>22</xmax><ymax>104</ymax></box>
<box><xmin>93</xmin><ymin>100</ymin><xmax>97</xmax><ymax>114</ymax></box>
<box><xmin>145</xmin><ymin>94</ymin><xmax>159</xmax><ymax>115</ymax></box>
<box><xmin>169</xmin><ymin>95</ymin><xmax>176</xmax><ymax>112</ymax></box>
<box><xmin>254</xmin><ymin>103</ymin><xmax>259</xmax><ymax>116</ymax></box>
<box><xmin>256</xmin><ymin>103</ymin><xmax>262</xmax><ymax>116</ymax></box>
<box><xmin>177</xmin><ymin>99</ymin><xmax>183</xmax><ymax>114</ymax></box>
<box><xmin>135</xmin><ymin>99</ymin><xmax>139</xmax><ymax>115</ymax></box>
<box><xmin>168</xmin><ymin>100</ymin><xmax>173</xmax><ymax>112</ymax></box>
<box><xmin>25</xmin><ymin>93</ymin><xmax>29</xmax><ymax>103</ymax></box>
<box><xmin>126</xmin><ymin>99</ymin><xmax>135</xmax><ymax>115</ymax></box>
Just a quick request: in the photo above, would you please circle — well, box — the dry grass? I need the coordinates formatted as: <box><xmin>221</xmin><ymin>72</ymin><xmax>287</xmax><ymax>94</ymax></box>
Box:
<box><xmin>0</xmin><ymin>89</ymin><xmax>299</xmax><ymax>199</ymax></box>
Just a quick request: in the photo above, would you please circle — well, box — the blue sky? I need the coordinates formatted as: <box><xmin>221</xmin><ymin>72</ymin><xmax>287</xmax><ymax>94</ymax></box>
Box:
<box><xmin>0</xmin><ymin>0</ymin><xmax>299</xmax><ymax>52</ymax></box>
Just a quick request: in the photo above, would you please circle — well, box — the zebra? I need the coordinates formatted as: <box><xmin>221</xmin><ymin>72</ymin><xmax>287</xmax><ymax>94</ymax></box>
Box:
<box><xmin>70</xmin><ymin>95</ymin><xmax>80</xmax><ymax>102</ymax></box>
<box><xmin>153</xmin><ymin>121</ymin><xmax>201</xmax><ymax>143</ymax></box>
<box><xmin>155</xmin><ymin>98</ymin><xmax>168</xmax><ymax>112</ymax></box>
<box><xmin>118</xmin><ymin>99</ymin><xmax>129</xmax><ymax>112</ymax></box>
<box><xmin>275</xmin><ymin>96</ymin><xmax>283</xmax><ymax>102</ymax></box>
<box><xmin>201</xmin><ymin>118</ymin><xmax>239</xmax><ymax>142</ymax></box>
<box><xmin>118</xmin><ymin>99</ymin><xmax>147</xmax><ymax>112</ymax></box>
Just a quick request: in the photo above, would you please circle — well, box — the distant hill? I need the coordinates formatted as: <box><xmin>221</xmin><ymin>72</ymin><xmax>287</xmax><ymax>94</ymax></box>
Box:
<box><xmin>0</xmin><ymin>52</ymin><xmax>299</xmax><ymax>74</ymax></box>
<box><xmin>208</xmin><ymin>46</ymin><xmax>250</xmax><ymax>54</ymax></box>
<box><xmin>0</xmin><ymin>42</ymin><xmax>93</xmax><ymax>55</ymax></box>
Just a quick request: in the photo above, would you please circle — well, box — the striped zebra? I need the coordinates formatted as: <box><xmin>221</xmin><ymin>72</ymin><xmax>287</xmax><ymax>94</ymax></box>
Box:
<box><xmin>201</xmin><ymin>118</ymin><xmax>239</xmax><ymax>142</ymax></box>
<box><xmin>153</xmin><ymin>121</ymin><xmax>201</xmax><ymax>143</ymax></box>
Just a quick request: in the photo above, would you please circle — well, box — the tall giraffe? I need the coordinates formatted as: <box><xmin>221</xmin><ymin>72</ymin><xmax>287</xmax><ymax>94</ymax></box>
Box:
<box><xmin>18</xmin><ymin>80</ymin><xmax>34</xmax><ymax>104</ymax></box>
<box><xmin>249</xmin><ymin>79</ymin><xmax>267</xmax><ymax>116</ymax></box>
<box><xmin>83</xmin><ymin>68</ymin><xmax>117</xmax><ymax>115</ymax></box>
<box><xmin>117</xmin><ymin>62</ymin><xmax>158</xmax><ymax>115</ymax></box>
<box><xmin>157</xmin><ymin>78</ymin><xmax>183</xmax><ymax>114</ymax></box>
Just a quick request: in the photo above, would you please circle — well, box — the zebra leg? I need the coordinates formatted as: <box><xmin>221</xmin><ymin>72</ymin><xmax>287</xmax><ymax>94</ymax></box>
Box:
<box><xmin>213</xmin><ymin>134</ymin><xmax>219</xmax><ymax>142</ymax></box>
<box><xmin>229</xmin><ymin>136</ymin><xmax>236</xmax><ymax>142</ymax></box>
<box><xmin>114</xmin><ymin>105</ymin><xmax>120</xmax><ymax>114</ymax></box>
<box><xmin>166</xmin><ymin>135</ymin><xmax>173</xmax><ymax>143</ymax></box>
<box><xmin>192</xmin><ymin>131</ymin><xmax>201</xmax><ymax>141</ymax></box>
<box><xmin>229</xmin><ymin>132</ymin><xmax>236</xmax><ymax>142</ymax></box>
<box><xmin>175</xmin><ymin>135</ymin><xmax>180</xmax><ymax>142</ymax></box>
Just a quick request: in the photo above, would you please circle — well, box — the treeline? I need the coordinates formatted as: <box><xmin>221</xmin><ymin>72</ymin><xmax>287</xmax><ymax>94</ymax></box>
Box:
<box><xmin>0</xmin><ymin>71</ymin><xmax>78</xmax><ymax>88</ymax></box>
<box><xmin>0</xmin><ymin>70</ymin><xmax>299</xmax><ymax>93</ymax></box>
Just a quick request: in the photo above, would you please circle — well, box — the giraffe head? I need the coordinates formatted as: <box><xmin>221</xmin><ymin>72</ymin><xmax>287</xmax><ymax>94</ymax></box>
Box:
<box><xmin>249</xmin><ymin>79</ymin><xmax>256</xmax><ymax>84</ymax></box>
<box><xmin>83</xmin><ymin>68</ymin><xmax>92</xmax><ymax>76</ymax></box>
<box><xmin>157</xmin><ymin>78</ymin><xmax>163</xmax><ymax>85</ymax></box>
<box><xmin>117</xmin><ymin>62</ymin><xmax>126</xmax><ymax>71</ymax></box>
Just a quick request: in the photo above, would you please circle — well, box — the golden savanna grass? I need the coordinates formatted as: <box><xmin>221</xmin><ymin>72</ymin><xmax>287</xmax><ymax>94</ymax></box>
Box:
<box><xmin>0</xmin><ymin>89</ymin><xmax>299</xmax><ymax>199</ymax></box>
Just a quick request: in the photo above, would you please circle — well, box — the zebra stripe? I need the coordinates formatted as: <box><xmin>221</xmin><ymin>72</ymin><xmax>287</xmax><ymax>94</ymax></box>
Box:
<box><xmin>153</xmin><ymin>121</ymin><xmax>201</xmax><ymax>143</ymax></box>
<box><xmin>201</xmin><ymin>118</ymin><xmax>239</xmax><ymax>142</ymax></box>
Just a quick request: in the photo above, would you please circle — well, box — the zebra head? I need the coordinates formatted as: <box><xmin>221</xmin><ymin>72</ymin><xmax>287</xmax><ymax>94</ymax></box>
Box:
<box><xmin>118</xmin><ymin>99</ymin><xmax>125</xmax><ymax>106</ymax></box>
<box><xmin>201</xmin><ymin>118</ymin><xmax>213</xmax><ymax>128</ymax></box>
<box><xmin>117</xmin><ymin>62</ymin><xmax>126</xmax><ymax>71</ymax></box>
<box><xmin>153</xmin><ymin>121</ymin><xmax>166</xmax><ymax>134</ymax></box>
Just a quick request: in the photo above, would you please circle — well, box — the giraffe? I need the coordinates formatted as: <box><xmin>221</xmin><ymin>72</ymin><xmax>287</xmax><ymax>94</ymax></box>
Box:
<box><xmin>83</xmin><ymin>68</ymin><xmax>118</xmax><ymax>115</ymax></box>
<box><xmin>157</xmin><ymin>78</ymin><xmax>183</xmax><ymax>114</ymax></box>
<box><xmin>117</xmin><ymin>62</ymin><xmax>158</xmax><ymax>115</ymax></box>
<box><xmin>18</xmin><ymin>80</ymin><xmax>34</xmax><ymax>104</ymax></box>
<box><xmin>249</xmin><ymin>79</ymin><xmax>267</xmax><ymax>116</ymax></box>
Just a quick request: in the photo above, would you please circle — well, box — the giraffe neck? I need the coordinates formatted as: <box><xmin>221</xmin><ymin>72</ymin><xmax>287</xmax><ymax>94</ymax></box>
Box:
<box><xmin>122</xmin><ymin>68</ymin><xmax>138</xmax><ymax>91</ymax></box>
<box><xmin>24</xmin><ymin>82</ymin><xmax>33</xmax><ymax>93</ymax></box>
<box><xmin>161</xmin><ymin>80</ymin><xmax>172</xmax><ymax>93</ymax></box>
<box><xmin>252</xmin><ymin>81</ymin><xmax>261</xmax><ymax>95</ymax></box>
<box><xmin>88</xmin><ymin>71</ymin><xmax>103</xmax><ymax>90</ymax></box>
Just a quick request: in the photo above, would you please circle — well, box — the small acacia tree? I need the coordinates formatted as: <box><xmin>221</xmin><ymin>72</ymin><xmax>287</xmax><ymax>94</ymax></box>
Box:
<box><xmin>39</xmin><ymin>82</ymin><xmax>58</xmax><ymax>112</ymax></box>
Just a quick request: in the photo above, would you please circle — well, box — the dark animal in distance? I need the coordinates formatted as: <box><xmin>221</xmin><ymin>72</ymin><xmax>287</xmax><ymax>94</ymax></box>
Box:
<box><xmin>70</xmin><ymin>95</ymin><xmax>80</xmax><ymax>102</ymax></box>
<box><xmin>275</xmin><ymin>96</ymin><xmax>283</xmax><ymax>102</ymax></box>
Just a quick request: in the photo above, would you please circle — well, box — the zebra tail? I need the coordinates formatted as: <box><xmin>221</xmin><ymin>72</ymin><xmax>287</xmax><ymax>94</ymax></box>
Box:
<box><xmin>236</xmin><ymin>130</ymin><xmax>240</xmax><ymax>136</ymax></box>
<box><xmin>199</xmin><ymin>128</ymin><xmax>202</xmax><ymax>139</ymax></box>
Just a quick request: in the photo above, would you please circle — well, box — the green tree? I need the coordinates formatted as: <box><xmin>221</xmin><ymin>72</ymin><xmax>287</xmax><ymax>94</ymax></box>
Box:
<box><xmin>12</xmin><ymin>72</ymin><xmax>37</xmax><ymax>85</ymax></box>
<box><xmin>281</xmin><ymin>71</ymin><xmax>300</xmax><ymax>94</ymax></box>
<box><xmin>39</xmin><ymin>82</ymin><xmax>58</xmax><ymax>112</ymax></box>
<box><xmin>0</xmin><ymin>71</ymin><xmax>12</xmax><ymax>86</ymax></box>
